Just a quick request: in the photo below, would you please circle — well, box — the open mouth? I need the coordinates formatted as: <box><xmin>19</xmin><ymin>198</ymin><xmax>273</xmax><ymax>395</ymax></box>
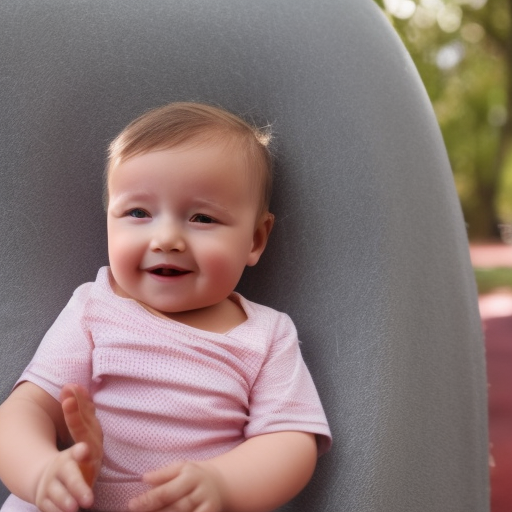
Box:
<box><xmin>149</xmin><ymin>267</ymin><xmax>191</xmax><ymax>277</ymax></box>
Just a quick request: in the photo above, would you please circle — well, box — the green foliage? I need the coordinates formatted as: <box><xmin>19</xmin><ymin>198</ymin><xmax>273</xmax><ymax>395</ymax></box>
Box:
<box><xmin>474</xmin><ymin>267</ymin><xmax>512</xmax><ymax>293</ymax></box>
<box><xmin>374</xmin><ymin>0</ymin><xmax>512</xmax><ymax>240</ymax></box>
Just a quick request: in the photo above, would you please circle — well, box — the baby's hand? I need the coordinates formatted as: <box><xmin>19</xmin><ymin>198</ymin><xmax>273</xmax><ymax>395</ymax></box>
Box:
<box><xmin>34</xmin><ymin>442</ymin><xmax>95</xmax><ymax>512</ymax></box>
<box><xmin>129</xmin><ymin>461</ymin><xmax>226</xmax><ymax>512</ymax></box>
<box><xmin>34</xmin><ymin>384</ymin><xmax>104</xmax><ymax>512</ymax></box>
<box><xmin>60</xmin><ymin>383</ymin><xmax>103</xmax><ymax>488</ymax></box>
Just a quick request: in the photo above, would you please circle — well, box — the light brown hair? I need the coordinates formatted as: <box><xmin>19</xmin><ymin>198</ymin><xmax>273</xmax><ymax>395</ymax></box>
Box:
<box><xmin>105</xmin><ymin>102</ymin><xmax>273</xmax><ymax>214</ymax></box>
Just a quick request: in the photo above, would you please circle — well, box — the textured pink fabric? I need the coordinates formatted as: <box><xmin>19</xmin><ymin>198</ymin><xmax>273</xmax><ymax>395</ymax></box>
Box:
<box><xmin>10</xmin><ymin>267</ymin><xmax>331</xmax><ymax>512</ymax></box>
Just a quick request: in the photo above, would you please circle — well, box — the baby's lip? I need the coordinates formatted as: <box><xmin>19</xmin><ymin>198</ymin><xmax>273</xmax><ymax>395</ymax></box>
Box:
<box><xmin>144</xmin><ymin>264</ymin><xmax>192</xmax><ymax>276</ymax></box>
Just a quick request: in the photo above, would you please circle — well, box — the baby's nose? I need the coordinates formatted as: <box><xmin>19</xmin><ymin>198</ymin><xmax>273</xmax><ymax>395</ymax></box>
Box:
<box><xmin>150</xmin><ymin>222</ymin><xmax>186</xmax><ymax>252</ymax></box>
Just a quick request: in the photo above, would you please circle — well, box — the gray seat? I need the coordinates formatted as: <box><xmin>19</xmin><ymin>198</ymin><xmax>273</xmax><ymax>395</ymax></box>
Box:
<box><xmin>0</xmin><ymin>1</ymin><xmax>489</xmax><ymax>511</ymax></box>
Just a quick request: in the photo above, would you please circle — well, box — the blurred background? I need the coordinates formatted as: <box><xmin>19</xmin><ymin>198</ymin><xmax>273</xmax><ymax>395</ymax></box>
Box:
<box><xmin>373</xmin><ymin>1</ymin><xmax>511</xmax><ymax>510</ymax></box>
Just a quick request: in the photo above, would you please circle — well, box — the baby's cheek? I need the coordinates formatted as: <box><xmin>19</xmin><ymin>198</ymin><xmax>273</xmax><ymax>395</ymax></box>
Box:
<box><xmin>109</xmin><ymin>247</ymin><xmax>131</xmax><ymax>279</ymax></box>
<box><xmin>109</xmin><ymin>232</ymin><xmax>141</xmax><ymax>267</ymax></box>
<box><xmin>204</xmin><ymin>249</ymin><xmax>247</xmax><ymax>281</ymax></box>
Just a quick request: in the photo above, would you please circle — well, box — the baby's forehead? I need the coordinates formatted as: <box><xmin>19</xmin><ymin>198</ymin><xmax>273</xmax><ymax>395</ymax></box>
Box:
<box><xmin>106</xmin><ymin>130</ymin><xmax>268</xmax><ymax>209</ymax></box>
<box><xmin>110</xmin><ymin>140</ymin><xmax>254</xmax><ymax>184</ymax></box>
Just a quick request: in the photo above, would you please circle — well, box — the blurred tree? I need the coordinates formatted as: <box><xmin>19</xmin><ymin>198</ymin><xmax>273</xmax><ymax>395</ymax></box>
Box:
<box><xmin>374</xmin><ymin>0</ymin><xmax>512</xmax><ymax>240</ymax></box>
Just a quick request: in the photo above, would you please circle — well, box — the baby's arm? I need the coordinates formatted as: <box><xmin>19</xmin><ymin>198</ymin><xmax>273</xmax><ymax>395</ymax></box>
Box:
<box><xmin>129</xmin><ymin>431</ymin><xmax>318</xmax><ymax>512</ymax></box>
<box><xmin>0</xmin><ymin>382</ymin><xmax>102</xmax><ymax>512</ymax></box>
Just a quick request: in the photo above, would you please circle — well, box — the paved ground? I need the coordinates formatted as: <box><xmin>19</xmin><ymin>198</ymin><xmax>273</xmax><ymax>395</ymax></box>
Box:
<box><xmin>470</xmin><ymin>243</ymin><xmax>512</xmax><ymax>268</ymax></box>
<box><xmin>469</xmin><ymin>244</ymin><xmax>512</xmax><ymax>512</ymax></box>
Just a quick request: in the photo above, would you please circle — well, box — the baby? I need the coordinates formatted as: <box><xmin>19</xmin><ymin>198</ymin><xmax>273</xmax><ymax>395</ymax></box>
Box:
<box><xmin>0</xmin><ymin>102</ymin><xmax>331</xmax><ymax>512</ymax></box>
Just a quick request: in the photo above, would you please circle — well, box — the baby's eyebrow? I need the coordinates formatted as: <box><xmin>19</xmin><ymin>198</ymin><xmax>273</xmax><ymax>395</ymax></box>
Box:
<box><xmin>110</xmin><ymin>191</ymin><xmax>154</xmax><ymax>204</ymax></box>
<box><xmin>193</xmin><ymin>198</ymin><xmax>231</xmax><ymax>213</ymax></box>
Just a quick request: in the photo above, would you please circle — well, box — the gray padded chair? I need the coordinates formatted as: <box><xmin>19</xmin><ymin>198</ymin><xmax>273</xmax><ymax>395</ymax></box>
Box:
<box><xmin>0</xmin><ymin>1</ymin><xmax>489</xmax><ymax>511</ymax></box>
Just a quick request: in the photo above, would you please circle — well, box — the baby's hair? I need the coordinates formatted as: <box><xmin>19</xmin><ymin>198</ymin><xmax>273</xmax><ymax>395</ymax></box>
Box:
<box><xmin>105</xmin><ymin>102</ymin><xmax>273</xmax><ymax>214</ymax></box>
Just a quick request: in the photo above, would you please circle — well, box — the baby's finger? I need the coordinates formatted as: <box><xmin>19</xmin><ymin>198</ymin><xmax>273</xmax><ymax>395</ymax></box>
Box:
<box><xmin>158</xmin><ymin>493</ymin><xmax>209</xmax><ymax>512</ymax></box>
<box><xmin>129</xmin><ymin>475</ymin><xmax>194</xmax><ymax>512</ymax></box>
<box><xmin>69</xmin><ymin>442</ymin><xmax>99</xmax><ymax>488</ymax></box>
<box><xmin>44</xmin><ymin>479</ymin><xmax>80</xmax><ymax>512</ymax></box>
<box><xmin>38</xmin><ymin>495</ymin><xmax>73</xmax><ymax>512</ymax></box>
<box><xmin>69</xmin><ymin>441</ymin><xmax>90</xmax><ymax>461</ymax></box>
<box><xmin>141</xmin><ymin>462</ymin><xmax>184</xmax><ymax>486</ymax></box>
<box><xmin>61</xmin><ymin>384</ymin><xmax>102</xmax><ymax>448</ymax></box>
<box><xmin>60</xmin><ymin>447</ymin><xmax>95</xmax><ymax>509</ymax></box>
<box><xmin>61</xmin><ymin>385</ymin><xmax>103</xmax><ymax>489</ymax></box>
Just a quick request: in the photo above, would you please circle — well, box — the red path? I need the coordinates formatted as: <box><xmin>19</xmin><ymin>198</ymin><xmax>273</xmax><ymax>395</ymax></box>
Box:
<box><xmin>470</xmin><ymin>245</ymin><xmax>512</xmax><ymax>512</ymax></box>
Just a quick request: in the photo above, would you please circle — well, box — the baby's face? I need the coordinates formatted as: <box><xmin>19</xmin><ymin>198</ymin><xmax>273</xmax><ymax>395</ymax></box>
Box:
<box><xmin>106</xmin><ymin>141</ymin><xmax>270</xmax><ymax>322</ymax></box>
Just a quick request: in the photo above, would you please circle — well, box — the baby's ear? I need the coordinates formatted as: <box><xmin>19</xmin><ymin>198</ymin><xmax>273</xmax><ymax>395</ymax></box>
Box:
<box><xmin>246</xmin><ymin>213</ymin><xmax>274</xmax><ymax>267</ymax></box>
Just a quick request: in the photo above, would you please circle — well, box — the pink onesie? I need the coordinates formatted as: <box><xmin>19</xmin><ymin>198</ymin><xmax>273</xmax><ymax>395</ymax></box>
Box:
<box><xmin>3</xmin><ymin>267</ymin><xmax>331</xmax><ymax>512</ymax></box>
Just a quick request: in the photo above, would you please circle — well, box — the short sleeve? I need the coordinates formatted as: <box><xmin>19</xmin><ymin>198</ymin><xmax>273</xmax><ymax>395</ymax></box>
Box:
<box><xmin>245</xmin><ymin>313</ymin><xmax>332</xmax><ymax>455</ymax></box>
<box><xmin>16</xmin><ymin>284</ymin><xmax>94</xmax><ymax>401</ymax></box>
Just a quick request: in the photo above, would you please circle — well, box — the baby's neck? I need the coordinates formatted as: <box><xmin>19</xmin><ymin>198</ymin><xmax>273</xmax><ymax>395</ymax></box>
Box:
<box><xmin>140</xmin><ymin>296</ymin><xmax>247</xmax><ymax>334</ymax></box>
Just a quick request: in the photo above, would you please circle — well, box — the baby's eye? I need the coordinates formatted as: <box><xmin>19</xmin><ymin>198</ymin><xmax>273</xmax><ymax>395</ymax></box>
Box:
<box><xmin>190</xmin><ymin>214</ymin><xmax>215</xmax><ymax>224</ymax></box>
<box><xmin>128</xmin><ymin>208</ymin><xmax>149</xmax><ymax>219</ymax></box>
